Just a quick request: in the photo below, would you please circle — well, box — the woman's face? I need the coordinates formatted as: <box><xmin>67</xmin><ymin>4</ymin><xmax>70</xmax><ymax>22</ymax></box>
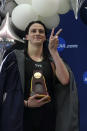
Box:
<box><xmin>26</xmin><ymin>23</ymin><xmax>46</xmax><ymax>46</ymax></box>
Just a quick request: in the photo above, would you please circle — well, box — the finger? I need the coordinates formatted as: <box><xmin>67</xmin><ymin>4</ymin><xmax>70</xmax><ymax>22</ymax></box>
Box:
<box><xmin>43</xmin><ymin>99</ymin><xmax>51</xmax><ymax>104</ymax></box>
<box><xmin>39</xmin><ymin>95</ymin><xmax>51</xmax><ymax>102</ymax></box>
<box><xmin>50</xmin><ymin>28</ymin><xmax>55</xmax><ymax>37</ymax></box>
<box><xmin>41</xmin><ymin>97</ymin><xmax>51</xmax><ymax>105</ymax></box>
<box><xmin>56</xmin><ymin>28</ymin><xmax>62</xmax><ymax>36</ymax></box>
<box><xmin>29</xmin><ymin>94</ymin><xmax>40</xmax><ymax>99</ymax></box>
<box><xmin>50</xmin><ymin>36</ymin><xmax>58</xmax><ymax>43</ymax></box>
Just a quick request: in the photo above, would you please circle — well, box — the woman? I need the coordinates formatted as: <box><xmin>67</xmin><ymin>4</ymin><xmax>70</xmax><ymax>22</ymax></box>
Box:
<box><xmin>0</xmin><ymin>21</ymin><xmax>79</xmax><ymax>131</ymax></box>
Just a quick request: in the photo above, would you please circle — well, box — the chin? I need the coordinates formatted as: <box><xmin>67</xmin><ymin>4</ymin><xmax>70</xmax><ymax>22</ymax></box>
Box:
<box><xmin>36</xmin><ymin>43</ymin><xmax>43</xmax><ymax>46</ymax></box>
<box><xmin>33</xmin><ymin>41</ymin><xmax>43</xmax><ymax>46</ymax></box>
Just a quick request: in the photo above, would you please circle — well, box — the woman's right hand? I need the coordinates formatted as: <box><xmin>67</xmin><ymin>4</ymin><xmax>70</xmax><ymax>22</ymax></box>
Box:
<box><xmin>24</xmin><ymin>94</ymin><xmax>51</xmax><ymax>108</ymax></box>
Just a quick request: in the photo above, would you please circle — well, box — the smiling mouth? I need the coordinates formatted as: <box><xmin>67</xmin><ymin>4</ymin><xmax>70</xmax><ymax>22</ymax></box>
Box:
<box><xmin>34</xmin><ymin>37</ymin><xmax>42</xmax><ymax>40</ymax></box>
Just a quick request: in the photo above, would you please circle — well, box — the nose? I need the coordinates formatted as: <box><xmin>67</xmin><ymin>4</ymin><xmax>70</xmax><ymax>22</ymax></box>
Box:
<box><xmin>36</xmin><ymin>30</ymin><xmax>40</xmax><ymax>35</ymax></box>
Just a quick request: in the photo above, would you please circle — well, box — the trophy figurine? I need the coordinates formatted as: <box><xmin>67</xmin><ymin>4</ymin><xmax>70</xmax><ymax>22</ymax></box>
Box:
<box><xmin>30</xmin><ymin>70</ymin><xmax>50</xmax><ymax>100</ymax></box>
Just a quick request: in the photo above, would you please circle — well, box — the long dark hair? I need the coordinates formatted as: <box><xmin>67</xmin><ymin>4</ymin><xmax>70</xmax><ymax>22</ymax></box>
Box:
<box><xmin>25</xmin><ymin>21</ymin><xmax>47</xmax><ymax>37</ymax></box>
<box><xmin>24</xmin><ymin>21</ymin><xmax>51</xmax><ymax>59</ymax></box>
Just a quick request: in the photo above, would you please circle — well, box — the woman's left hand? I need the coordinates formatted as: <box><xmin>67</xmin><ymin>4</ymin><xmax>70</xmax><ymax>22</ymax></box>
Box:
<box><xmin>48</xmin><ymin>28</ymin><xmax>62</xmax><ymax>54</ymax></box>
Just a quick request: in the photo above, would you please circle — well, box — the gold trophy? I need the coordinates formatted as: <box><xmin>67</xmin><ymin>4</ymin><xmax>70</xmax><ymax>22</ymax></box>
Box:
<box><xmin>30</xmin><ymin>70</ymin><xmax>50</xmax><ymax>100</ymax></box>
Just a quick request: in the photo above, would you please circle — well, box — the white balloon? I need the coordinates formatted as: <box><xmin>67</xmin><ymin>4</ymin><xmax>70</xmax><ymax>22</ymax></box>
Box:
<box><xmin>15</xmin><ymin>0</ymin><xmax>32</xmax><ymax>5</ymax></box>
<box><xmin>57</xmin><ymin>0</ymin><xmax>71</xmax><ymax>14</ymax></box>
<box><xmin>12</xmin><ymin>4</ymin><xmax>38</xmax><ymax>31</ymax></box>
<box><xmin>38</xmin><ymin>14</ymin><xmax>60</xmax><ymax>29</ymax></box>
<box><xmin>32</xmin><ymin>0</ymin><xmax>59</xmax><ymax>17</ymax></box>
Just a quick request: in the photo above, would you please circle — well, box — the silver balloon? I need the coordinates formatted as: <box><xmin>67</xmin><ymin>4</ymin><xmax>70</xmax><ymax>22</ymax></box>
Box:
<box><xmin>2</xmin><ymin>0</ymin><xmax>17</xmax><ymax>16</ymax></box>
<box><xmin>0</xmin><ymin>12</ymin><xmax>24</xmax><ymax>65</ymax></box>
<box><xmin>78</xmin><ymin>0</ymin><xmax>85</xmax><ymax>9</ymax></box>
<box><xmin>70</xmin><ymin>0</ymin><xmax>85</xmax><ymax>19</ymax></box>
<box><xmin>0</xmin><ymin>0</ymin><xmax>6</xmax><ymax>24</ymax></box>
<box><xmin>0</xmin><ymin>0</ymin><xmax>6</xmax><ymax>11</ymax></box>
<box><xmin>0</xmin><ymin>12</ymin><xmax>24</xmax><ymax>42</ymax></box>
<box><xmin>0</xmin><ymin>0</ymin><xmax>17</xmax><ymax>18</ymax></box>
<box><xmin>70</xmin><ymin>0</ymin><xmax>79</xmax><ymax>19</ymax></box>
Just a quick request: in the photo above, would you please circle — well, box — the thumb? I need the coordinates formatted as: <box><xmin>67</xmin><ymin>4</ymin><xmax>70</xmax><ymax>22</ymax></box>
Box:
<box><xmin>30</xmin><ymin>94</ymin><xmax>40</xmax><ymax>99</ymax></box>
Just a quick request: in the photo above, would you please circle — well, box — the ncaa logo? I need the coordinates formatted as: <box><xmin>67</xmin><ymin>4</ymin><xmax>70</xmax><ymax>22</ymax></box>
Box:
<box><xmin>57</xmin><ymin>37</ymin><xmax>66</xmax><ymax>52</ymax></box>
<box><xmin>83</xmin><ymin>72</ymin><xmax>87</xmax><ymax>84</ymax></box>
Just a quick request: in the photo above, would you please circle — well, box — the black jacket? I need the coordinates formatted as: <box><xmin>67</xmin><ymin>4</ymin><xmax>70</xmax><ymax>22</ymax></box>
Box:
<box><xmin>0</xmin><ymin>50</ymin><xmax>79</xmax><ymax>131</ymax></box>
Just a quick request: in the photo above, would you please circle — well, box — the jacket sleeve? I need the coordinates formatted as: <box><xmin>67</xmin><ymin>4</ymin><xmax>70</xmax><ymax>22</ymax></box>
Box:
<box><xmin>0</xmin><ymin>59</ymin><xmax>7</xmax><ymax>108</ymax></box>
<box><xmin>0</xmin><ymin>51</ymin><xmax>16</xmax><ymax>107</ymax></box>
<box><xmin>0</xmin><ymin>59</ymin><xmax>7</xmax><ymax>125</ymax></box>
<box><xmin>0</xmin><ymin>73</ymin><xmax>4</xmax><ymax>108</ymax></box>
<box><xmin>55</xmin><ymin>63</ymin><xmax>79</xmax><ymax>131</ymax></box>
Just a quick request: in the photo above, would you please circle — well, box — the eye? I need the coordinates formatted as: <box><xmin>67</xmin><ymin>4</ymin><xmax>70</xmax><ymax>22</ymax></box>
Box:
<box><xmin>31</xmin><ymin>29</ymin><xmax>36</xmax><ymax>33</ymax></box>
<box><xmin>39</xmin><ymin>29</ymin><xmax>45</xmax><ymax>34</ymax></box>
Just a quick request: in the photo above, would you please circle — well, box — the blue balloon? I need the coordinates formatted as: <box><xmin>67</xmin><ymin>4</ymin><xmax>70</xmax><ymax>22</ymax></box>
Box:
<box><xmin>80</xmin><ymin>1</ymin><xmax>87</xmax><ymax>25</ymax></box>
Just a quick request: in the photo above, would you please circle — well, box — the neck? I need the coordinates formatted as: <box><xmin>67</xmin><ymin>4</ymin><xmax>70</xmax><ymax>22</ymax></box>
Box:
<box><xmin>27</xmin><ymin>42</ymin><xmax>43</xmax><ymax>61</ymax></box>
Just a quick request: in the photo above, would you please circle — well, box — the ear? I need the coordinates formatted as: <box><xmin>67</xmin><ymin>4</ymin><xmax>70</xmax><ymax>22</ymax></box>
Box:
<box><xmin>25</xmin><ymin>35</ymin><xmax>29</xmax><ymax>40</ymax></box>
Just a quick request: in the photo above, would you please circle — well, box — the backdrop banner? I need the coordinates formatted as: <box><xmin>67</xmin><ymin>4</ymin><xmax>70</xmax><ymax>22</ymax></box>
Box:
<box><xmin>56</xmin><ymin>10</ymin><xmax>87</xmax><ymax>131</ymax></box>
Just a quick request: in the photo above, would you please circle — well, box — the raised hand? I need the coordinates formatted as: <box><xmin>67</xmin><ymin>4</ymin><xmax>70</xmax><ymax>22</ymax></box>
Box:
<box><xmin>48</xmin><ymin>28</ymin><xmax>62</xmax><ymax>54</ymax></box>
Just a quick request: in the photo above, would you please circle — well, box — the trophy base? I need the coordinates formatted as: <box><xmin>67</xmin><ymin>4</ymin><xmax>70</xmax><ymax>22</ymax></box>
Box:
<box><xmin>35</xmin><ymin>94</ymin><xmax>51</xmax><ymax>101</ymax></box>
